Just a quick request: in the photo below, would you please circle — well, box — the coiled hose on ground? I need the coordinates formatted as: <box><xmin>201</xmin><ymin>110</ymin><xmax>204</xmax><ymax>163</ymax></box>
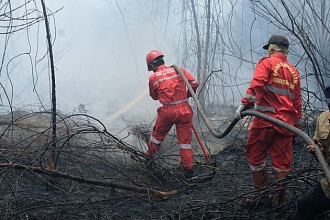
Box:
<box><xmin>172</xmin><ymin>64</ymin><xmax>330</xmax><ymax>183</ymax></box>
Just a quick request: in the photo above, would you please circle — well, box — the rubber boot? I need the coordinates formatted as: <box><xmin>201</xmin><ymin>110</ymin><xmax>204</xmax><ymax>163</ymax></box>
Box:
<box><xmin>244</xmin><ymin>168</ymin><xmax>269</xmax><ymax>205</ymax></box>
<box><xmin>245</xmin><ymin>167</ymin><xmax>268</xmax><ymax>204</ymax></box>
<box><xmin>272</xmin><ymin>172</ymin><xmax>287</xmax><ymax>208</ymax></box>
<box><xmin>180</xmin><ymin>148</ymin><xmax>193</xmax><ymax>170</ymax></box>
<box><xmin>180</xmin><ymin>149</ymin><xmax>193</xmax><ymax>179</ymax></box>
<box><xmin>183</xmin><ymin>168</ymin><xmax>194</xmax><ymax>179</ymax></box>
<box><xmin>252</xmin><ymin>167</ymin><xmax>269</xmax><ymax>191</ymax></box>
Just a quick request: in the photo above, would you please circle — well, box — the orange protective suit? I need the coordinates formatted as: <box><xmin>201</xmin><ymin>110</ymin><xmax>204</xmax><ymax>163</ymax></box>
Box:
<box><xmin>147</xmin><ymin>64</ymin><xmax>199</xmax><ymax>170</ymax></box>
<box><xmin>241</xmin><ymin>52</ymin><xmax>302</xmax><ymax>172</ymax></box>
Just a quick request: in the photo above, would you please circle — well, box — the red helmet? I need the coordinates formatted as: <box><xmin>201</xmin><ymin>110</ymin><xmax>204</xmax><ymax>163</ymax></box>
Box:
<box><xmin>146</xmin><ymin>50</ymin><xmax>164</xmax><ymax>70</ymax></box>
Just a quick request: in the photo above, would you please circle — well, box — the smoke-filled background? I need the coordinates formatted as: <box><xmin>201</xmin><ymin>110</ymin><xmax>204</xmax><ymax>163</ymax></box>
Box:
<box><xmin>4</xmin><ymin>0</ymin><xmax>327</xmax><ymax>132</ymax></box>
<box><xmin>1</xmin><ymin>1</ymin><xmax>330</xmax><ymax>219</ymax></box>
<box><xmin>0</xmin><ymin>1</ymin><xmax>269</xmax><ymax>129</ymax></box>
<box><xmin>3</xmin><ymin>1</ymin><xmax>179</xmax><ymax>131</ymax></box>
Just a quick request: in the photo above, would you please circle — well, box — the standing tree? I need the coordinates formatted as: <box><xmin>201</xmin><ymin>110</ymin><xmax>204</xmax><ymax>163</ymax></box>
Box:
<box><xmin>180</xmin><ymin>0</ymin><xmax>228</xmax><ymax>115</ymax></box>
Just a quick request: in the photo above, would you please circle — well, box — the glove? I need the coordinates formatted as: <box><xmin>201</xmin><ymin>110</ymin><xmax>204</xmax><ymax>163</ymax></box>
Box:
<box><xmin>235</xmin><ymin>104</ymin><xmax>245</xmax><ymax>120</ymax></box>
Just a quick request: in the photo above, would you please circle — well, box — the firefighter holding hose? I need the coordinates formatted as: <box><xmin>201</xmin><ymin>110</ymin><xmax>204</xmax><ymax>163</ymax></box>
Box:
<box><xmin>235</xmin><ymin>35</ymin><xmax>303</xmax><ymax>207</ymax></box>
<box><xmin>145</xmin><ymin>50</ymin><xmax>199</xmax><ymax>178</ymax></box>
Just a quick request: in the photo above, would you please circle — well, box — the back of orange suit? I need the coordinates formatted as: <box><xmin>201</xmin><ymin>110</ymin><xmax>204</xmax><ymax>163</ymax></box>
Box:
<box><xmin>145</xmin><ymin>50</ymin><xmax>199</xmax><ymax>173</ymax></box>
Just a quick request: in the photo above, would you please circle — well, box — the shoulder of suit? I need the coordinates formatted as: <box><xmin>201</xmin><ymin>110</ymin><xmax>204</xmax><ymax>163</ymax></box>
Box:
<box><xmin>257</xmin><ymin>57</ymin><xmax>269</xmax><ymax>64</ymax></box>
<box><xmin>149</xmin><ymin>73</ymin><xmax>156</xmax><ymax>80</ymax></box>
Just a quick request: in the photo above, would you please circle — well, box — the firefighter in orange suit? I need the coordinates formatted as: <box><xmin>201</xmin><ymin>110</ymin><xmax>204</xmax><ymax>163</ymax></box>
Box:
<box><xmin>145</xmin><ymin>50</ymin><xmax>199</xmax><ymax>177</ymax></box>
<box><xmin>235</xmin><ymin>35</ymin><xmax>302</xmax><ymax>207</ymax></box>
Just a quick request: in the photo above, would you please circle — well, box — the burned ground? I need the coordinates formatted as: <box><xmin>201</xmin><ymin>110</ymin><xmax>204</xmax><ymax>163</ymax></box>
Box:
<box><xmin>0</xmin><ymin>111</ymin><xmax>329</xmax><ymax>219</ymax></box>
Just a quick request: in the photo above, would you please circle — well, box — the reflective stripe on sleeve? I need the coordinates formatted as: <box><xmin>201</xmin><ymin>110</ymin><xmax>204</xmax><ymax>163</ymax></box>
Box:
<box><xmin>255</xmin><ymin>104</ymin><xmax>276</xmax><ymax>113</ymax></box>
<box><xmin>244</xmin><ymin>93</ymin><xmax>257</xmax><ymax>102</ymax></box>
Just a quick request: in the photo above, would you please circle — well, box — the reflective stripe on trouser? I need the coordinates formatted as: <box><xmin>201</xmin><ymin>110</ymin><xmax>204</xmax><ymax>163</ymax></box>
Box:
<box><xmin>246</xmin><ymin>126</ymin><xmax>293</xmax><ymax>172</ymax></box>
<box><xmin>273</xmin><ymin>172</ymin><xmax>287</xmax><ymax>207</ymax></box>
<box><xmin>252</xmin><ymin>167</ymin><xmax>268</xmax><ymax>190</ymax></box>
<box><xmin>147</xmin><ymin>142</ymin><xmax>193</xmax><ymax>170</ymax></box>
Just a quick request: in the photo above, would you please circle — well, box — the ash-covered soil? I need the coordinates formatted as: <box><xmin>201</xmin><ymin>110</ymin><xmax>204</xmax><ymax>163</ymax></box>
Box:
<box><xmin>0</xmin><ymin>111</ymin><xmax>329</xmax><ymax>219</ymax></box>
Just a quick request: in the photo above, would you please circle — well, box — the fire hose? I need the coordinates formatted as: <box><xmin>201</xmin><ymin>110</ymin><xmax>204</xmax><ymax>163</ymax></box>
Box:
<box><xmin>172</xmin><ymin>64</ymin><xmax>330</xmax><ymax>184</ymax></box>
<box><xmin>192</xmin><ymin>124</ymin><xmax>211</xmax><ymax>163</ymax></box>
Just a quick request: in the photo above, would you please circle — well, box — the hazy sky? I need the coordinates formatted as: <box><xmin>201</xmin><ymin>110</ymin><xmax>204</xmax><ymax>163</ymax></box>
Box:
<box><xmin>48</xmin><ymin>0</ymin><xmax>173</xmax><ymax>121</ymax></box>
<box><xmin>3</xmin><ymin>0</ymin><xmax>184</xmax><ymax>132</ymax></box>
<box><xmin>2</xmin><ymin>0</ymin><xmax>305</xmax><ymax>133</ymax></box>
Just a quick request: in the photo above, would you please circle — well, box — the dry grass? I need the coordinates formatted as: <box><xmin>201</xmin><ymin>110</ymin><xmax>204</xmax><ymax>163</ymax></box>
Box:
<box><xmin>0</xmin><ymin>110</ymin><xmax>328</xmax><ymax>219</ymax></box>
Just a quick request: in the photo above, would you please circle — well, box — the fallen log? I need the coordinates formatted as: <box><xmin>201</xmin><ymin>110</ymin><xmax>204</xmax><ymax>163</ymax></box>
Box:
<box><xmin>0</xmin><ymin>162</ymin><xmax>177</xmax><ymax>198</ymax></box>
